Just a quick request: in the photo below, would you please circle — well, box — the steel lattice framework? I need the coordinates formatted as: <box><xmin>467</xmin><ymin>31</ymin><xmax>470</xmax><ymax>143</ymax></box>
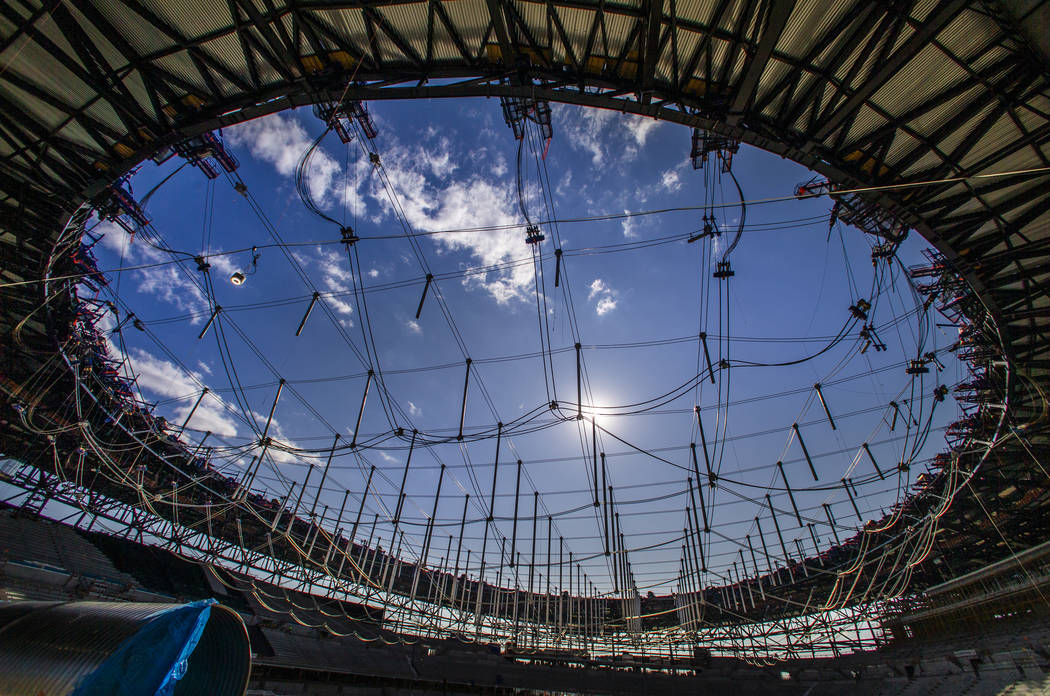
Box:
<box><xmin>1</xmin><ymin>0</ymin><xmax>1048</xmax><ymax>656</ymax></box>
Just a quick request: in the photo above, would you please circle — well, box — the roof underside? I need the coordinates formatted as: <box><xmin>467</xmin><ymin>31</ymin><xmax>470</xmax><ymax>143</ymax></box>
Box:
<box><xmin>1</xmin><ymin>0</ymin><xmax>1048</xmax><ymax>628</ymax></box>
<box><xmin>0</xmin><ymin>0</ymin><xmax>1046</xmax><ymax>357</ymax></box>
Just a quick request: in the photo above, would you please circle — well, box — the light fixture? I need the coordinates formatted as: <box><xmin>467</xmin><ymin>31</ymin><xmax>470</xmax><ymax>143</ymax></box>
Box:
<box><xmin>230</xmin><ymin>271</ymin><xmax>246</xmax><ymax>286</ymax></box>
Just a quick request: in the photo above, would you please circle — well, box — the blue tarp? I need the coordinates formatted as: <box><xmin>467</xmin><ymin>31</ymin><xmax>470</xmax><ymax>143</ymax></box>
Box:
<box><xmin>72</xmin><ymin>599</ymin><xmax>214</xmax><ymax>696</ymax></box>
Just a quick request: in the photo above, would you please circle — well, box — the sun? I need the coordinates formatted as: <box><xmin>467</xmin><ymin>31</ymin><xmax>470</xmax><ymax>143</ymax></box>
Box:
<box><xmin>583</xmin><ymin>391</ymin><xmax>614</xmax><ymax>427</ymax></box>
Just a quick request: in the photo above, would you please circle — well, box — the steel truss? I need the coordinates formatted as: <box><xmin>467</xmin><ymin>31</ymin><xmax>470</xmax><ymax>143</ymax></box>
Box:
<box><xmin>1</xmin><ymin>458</ymin><xmax>890</xmax><ymax>661</ymax></box>
<box><xmin>1</xmin><ymin>0</ymin><xmax>1048</xmax><ymax>662</ymax></box>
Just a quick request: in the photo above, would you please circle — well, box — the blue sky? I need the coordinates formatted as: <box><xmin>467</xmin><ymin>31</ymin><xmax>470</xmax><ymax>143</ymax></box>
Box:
<box><xmin>91</xmin><ymin>98</ymin><xmax>964</xmax><ymax>596</ymax></box>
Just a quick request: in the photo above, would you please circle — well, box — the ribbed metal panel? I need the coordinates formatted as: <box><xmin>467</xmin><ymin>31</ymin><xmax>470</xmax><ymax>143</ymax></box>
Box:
<box><xmin>442</xmin><ymin>0</ymin><xmax>490</xmax><ymax>46</ymax></box>
<box><xmin>776</xmin><ymin>1</ymin><xmax>849</xmax><ymax>65</ymax></box>
<box><xmin>941</xmin><ymin>100</ymin><xmax>1002</xmax><ymax>159</ymax></box>
<box><xmin>140</xmin><ymin>0</ymin><xmax>232</xmax><ymax>40</ymax></box>
<box><xmin>1018</xmin><ymin>94</ymin><xmax>1050</xmax><ymax>132</ymax></box>
<box><xmin>891</xmin><ymin>83</ymin><xmax>980</xmax><ymax>141</ymax></box>
<box><xmin>56</xmin><ymin>120</ymin><xmax>106</xmax><ymax>155</ymax></box>
<box><xmin>879</xmin><ymin>43</ymin><xmax>959</xmax><ymax>124</ymax></box>
<box><xmin>95</xmin><ymin>0</ymin><xmax>174</xmax><ymax>58</ymax></box>
<box><xmin>968</xmin><ymin>178</ymin><xmax>1032</xmax><ymax>214</ymax></box>
<box><xmin>0</xmin><ymin>0</ymin><xmax>1042</xmax><ymax>189</ymax></box>
<box><xmin>2</xmin><ymin>79</ymin><xmax>66</xmax><ymax>133</ymax></box>
<box><xmin>0</xmin><ymin>601</ymin><xmax>250</xmax><ymax>696</ymax></box>
<box><xmin>153</xmin><ymin>52</ymin><xmax>212</xmax><ymax>94</ymax></box>
<box><xmin>599</xmin><ymin>11</ymin><xmax>638</xmax><ymax>61</ymax></box>
<box><xmin>69</xmin><ymin>4</ymin><xmax>127</xmax><ymax>77</ymax></box>
<box><xmin>175</xmin><ymin>604</ymin><xmax>252</xmax><ymax>696</ymax></box>
<box><xmin>315</xmin><ymin>9</ymin><xmax>370</xmax><ymax>59</ymax></box>
<box><xmin>940</xmin><ymin>6</ymin><xmax>1002</xmax><ymax>58</ymax></box>
<box><xmin>842</xmin><ymin>103</ymin><xmax>881</xmax><ymax>149</ymax></box>
<box><xmin>555</xmin><ymin>5</ymin><xmax>591</xmax><ymax>45</ymax></box>
<box><xmin>84</xmin><ymin>100</ymin><xmax>130</xmax><ymax>144</ymax></box>
<box><xmin>0</xmin><ymin>11</ymin><xmax>16</xmax><ymax>41</ymax></box>
<box><xmin>382</xmin><ymin>2</ymin><xmax>430</xmax><ymax>49</ymax></box>
<box><xmin>365</xmin><ymin>7</ymin><xmax>409</xmax><ymax>65</ymax></box>
<box><xmin>198</xmin><ymin>33</ymin><xmax>253</xmax><ymax>92</ymax></box>
<box><xmin>0</xmin><ymin>602</ymin><xmax>169</xmax><ymax>695</ymax></box>
<box><xmin>37</xmin><ymin>14</ymin><xmax>89</xmax><ymax>73</ymax></box>
<box><xmin>909</xmin><ymin>148</ymin><xmax>945</xmax><ymax>173</ymax></box>
<box><xmin>5</xmin><ymin>35</ymin><xmax>96</xmax><ymax>123</ymax></box>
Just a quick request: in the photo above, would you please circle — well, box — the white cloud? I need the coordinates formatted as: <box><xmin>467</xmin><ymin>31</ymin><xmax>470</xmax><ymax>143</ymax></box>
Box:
<box><xmin>378</xmin><ymin>451</ymin><xmax>400</xmax><ymax>464</ymax></box>
<box><xmin>595</xmin><ymin>296</ymin><xmax>618</xmax><ymax>316</ymax></box>
<box><xmin>368</xmin><ymin>142</ymin><xmax>532</xmax><ymax>304</ymax></box>
<box><xmin>342</xmin><ymin>166</ymin><xmax>371</xmax><ymax>219</ymax></box>
<box><xmin>660</xmin><ymin>169</ymin><xmax>682</xmax><ymax>192</ymax></box>
<box><xmin>120</xmin><ymin>346</ymin><xmax>239</xmax><ymax>438</ymax></box>
<box><xmin>207</xmin><ymin>252</ymin><xmax>237</xmax><ymax>278</ymax></box>
<box><xmin>406</xmin><ymin>319</ymin><xmax>421</xmax><ymax>334</ymax></box>
<box><xmin>621</xmin><ymin>211</ymin><xmax>638</xmax><ymax>239</ymax></box>
<box><xmin>226</xmin><ymin>112</ymin><xmax>374</xmax><ymax>219</ymax></box>
<box><xmin>625</xmin><ymin>115</ymin><xmax>661</xmax><ymax>146</ymax></box>
<box><xmin>558</xmin><ymin>107</ymin><xmax>663</xmax><ymax>165</ymax></box>
<box><xmin>110</xmin><ymin>341</ymin><xmax>302</xmax><ymax>462</ymax></box>
<box><xmin>558</xmin><ymin>106</ymin><xmax>615</xmax><ymax>166</ymax></box>
<box><xmin>135</xmin><ymin>265</ymin><xmax>207</xmax><ymax>315</ymax></box>
<box><xmin>408</xmin><ymin>401</ymin><xmax>421</xmax><ymax>416</ymax></box>
<box><xmin>491</xmin><ymin>152</ymin><xmax>508</xmax><ymax>177</ymax></box>
<box><xmin>98</xmin><ymin>219</ymin><xmax>133</xmax><ymax>256</ymax></box>
<box><xmin>424</xmin><ymin>140</ymin><xmax>457</xmax><ymax>179</ymax></box>
<box><xmin>554</xmin><ymin>170</ymin><xmax>573</xmax><ymax>200</ymax></box>
<box><xmin>95</xmin><ymin>220</ymin><xmax>208</xmax><ymax>320</ymax></box>
<box><xmin>368</xmin><ymin>268</ymin><xmax>379</xmax><ymax>279</ymax></box>
<box><xmin>588</xmin><ymin>277</ymin><xmax>619</xmax><ymax>316</ymax></box>
<box><xmin>225</xmin><ymin>113</ymin><xmax>340</xmax><ymax>205</ymax></box>
<box><xmin>92</xmin><ymin>311</ymin><xmax>234</xmax><ymax>439</ymax></box>
<box><xmin>228</xmin><ymin>112</ymin><xmax>532</xmax><ymax>305</ymax></box>
<box><xmin>93</xmin><ymin>221</ymin><xmax>309</xmax><ymax>473</ymax></box>
<box><xmin>293</xmin><ymin>247</ymin><xmax>355</xmax><ymax>318</ymax></box>
<box><xmin>250</xmin><ymin>415</ymin><xmax>303</xmax><ymax>466</ymax></box>
<box><xmin>95</xmin><ymin>219</ymin><xmax>255</xmax><ymax>318</ymax></box>
<box><xmin>588</xmin><ymin>278</ymin><xmax>607</xmax><ymax>300</ymax></box>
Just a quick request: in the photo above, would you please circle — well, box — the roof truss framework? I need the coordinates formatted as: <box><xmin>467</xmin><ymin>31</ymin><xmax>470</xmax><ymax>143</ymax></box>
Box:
<box><xmin>1</xmin><ymin>0</ymin><xmax>1048</xmax><ymax>622</ymax></box>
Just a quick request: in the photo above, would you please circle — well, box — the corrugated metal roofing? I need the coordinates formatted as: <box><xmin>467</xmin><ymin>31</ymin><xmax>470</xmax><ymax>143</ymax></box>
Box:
<box><xmin>0</xmin><ymin>1</ymin><xmax>1042</xmax><ymax>250</ymax></box>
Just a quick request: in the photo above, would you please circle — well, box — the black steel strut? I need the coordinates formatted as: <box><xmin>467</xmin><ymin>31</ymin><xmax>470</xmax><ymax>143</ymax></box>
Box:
<box><xmin>309</xmin><ymin>433</ymin><xmax>340</xmax><ymax>519</ymax></box>
<box><xmin>296</xmin><ymin>291</ymin><xmax>319</xmax><ymax>336</ymax></box>
<box><xmin>415</xmin><ymin>273</ymin><xmax>433</xmax><ymax>319</ymax></box>
<box><xmin>863</xmin><ymin>442</ymin><xmax>885</xmax><ymax>479</ymax></box>
<box><xmin>457</xmin><ymin>358</ymin><xmax>471</xmax><ymax>440</ymax></box>
<box><xmin>766</xmin><ymin>493</ymin><xmax>794</xmax><ymax>583</ymax></box>
<box><xmin>699</xmin><ymin>332</ymin><xmax>716</xmax><ymax>383</ymax></box>
<box><xmin>392</xmin><ymin>430</ymin><xmax>416</xmax><ymax>530</ymax></box>
<box><xmin>793</xmin><ymin>423</ymin><xmax>819</xmax><ymax>480</ymax></box>
<box><xmin>350</xmin><ymin>370</ymin><xmax>372</xmax><ymax>448</ymax></box>
<box><xmin>510</xmin><ymin>458</ymin><xmax>522</xmax><ymax>567</ymax></box>
<box><xmin>778</xmin><ymin>460</ymin><xmax>803</xmax><ymax>525</ymax></box>
<box><xmin>348</xmin><ymin>464</ymin><xmax>375</xmax><ymax>547</ymax></box>
<box><xmin>489</xmin><ymin>422</ymin><xmax>502</xmax><ymax>521</ymax></box>
<box><xmin>695</xmin><ymin>408</ymin><xmax>716</xmax><ymax>487</ymax></box>
<box><xmin>814</xmin><ymin>383</ymin><xmax>837</xmax><ymax>430</ymax></box>
<box><xmin>843</xmin><ymin>478</ymin><xmax>863</xmax><ymax>521</ymax></box>
<box><xmin>823</xmin><ymin>503</ymin><xmax>841</xmax><ymax>545</ymax></box>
